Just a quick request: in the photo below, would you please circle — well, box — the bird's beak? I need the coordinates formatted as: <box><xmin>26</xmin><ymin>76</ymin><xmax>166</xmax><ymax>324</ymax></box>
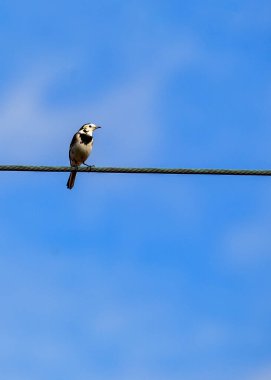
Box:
<box><xmin>95</xmin><ymin>126</ymin><xmax>101</xmax><ymax>130</ymax></box>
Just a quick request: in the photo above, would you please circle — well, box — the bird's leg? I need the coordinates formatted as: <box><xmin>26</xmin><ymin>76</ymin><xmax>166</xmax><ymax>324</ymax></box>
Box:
<box><xmin>83</xmin><ymin>162</ymin><xmax>95</xmax><ymax>169</ymax></box>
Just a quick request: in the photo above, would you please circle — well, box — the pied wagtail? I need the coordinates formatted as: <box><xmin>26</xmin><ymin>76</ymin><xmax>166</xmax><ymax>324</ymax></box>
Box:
<box><xmin>67</xmin><ymin>123</ymin><xmax>101</xmax><ymax>189</ymax></box>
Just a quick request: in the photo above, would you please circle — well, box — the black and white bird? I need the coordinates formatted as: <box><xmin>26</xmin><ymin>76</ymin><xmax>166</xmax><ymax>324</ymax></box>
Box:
<box><xmin>67</xmin><ymin>123</ymin><xmax>101</xmax><ymax>189</ymax></box>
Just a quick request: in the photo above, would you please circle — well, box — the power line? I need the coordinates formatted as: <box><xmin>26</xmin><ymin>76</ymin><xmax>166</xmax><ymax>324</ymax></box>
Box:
<box><xmin>0</xmin><ymin>165</ymin><xmax>271</xmax><ymax>176</ymax></box>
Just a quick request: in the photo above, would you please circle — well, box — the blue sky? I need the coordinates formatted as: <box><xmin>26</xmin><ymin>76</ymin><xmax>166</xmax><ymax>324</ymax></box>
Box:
<box><xmin>0</xmin><ymin>1</ymin><xmax>271</xmax><ymax>379</ymax></box>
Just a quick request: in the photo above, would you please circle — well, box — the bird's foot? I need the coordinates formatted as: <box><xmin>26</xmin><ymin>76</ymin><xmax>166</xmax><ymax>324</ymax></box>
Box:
<box><xmin>83</xmin><ymin>162</ymin><xmax>95</xmax><ymax>169</ymax></box>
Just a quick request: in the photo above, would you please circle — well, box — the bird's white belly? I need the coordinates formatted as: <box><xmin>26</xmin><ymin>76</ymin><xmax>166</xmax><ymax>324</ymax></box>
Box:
<box><xmin>70</xmin><ymin>141</ymin><xmax>93</xmax><ymax>166</ymax></box>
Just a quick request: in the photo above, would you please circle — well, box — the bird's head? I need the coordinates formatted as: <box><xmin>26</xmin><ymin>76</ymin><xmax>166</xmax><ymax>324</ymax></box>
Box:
<box><xmin>80</xmin><ymin>123</ymin><xmax>101</xmax><ymax>135</ymax></box>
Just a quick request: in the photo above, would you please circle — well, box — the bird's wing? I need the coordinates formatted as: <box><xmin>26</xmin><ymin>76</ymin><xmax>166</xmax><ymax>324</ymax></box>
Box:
<box><xmin>69</xmin><ymin>133</ymin><xmax>78</xmax><ymax>149</ymax></box>
<box><xmin>69</xmin><ymin>133</ymin><xmax>79</xmax><ymax>162</ymax></box>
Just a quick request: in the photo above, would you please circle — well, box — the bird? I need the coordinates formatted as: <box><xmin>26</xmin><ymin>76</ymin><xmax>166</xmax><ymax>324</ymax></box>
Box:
<box><xmin>67</xmin><ymin>123</ymin><xmax>101</xmax><ymax>189</ymax></box>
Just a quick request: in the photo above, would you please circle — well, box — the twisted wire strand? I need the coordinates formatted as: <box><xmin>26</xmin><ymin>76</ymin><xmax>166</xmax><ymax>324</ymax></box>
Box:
<box><xmin>0</xmin><ymin>165</ymin><xmax>271</xmax><ymax>176</ymax></box>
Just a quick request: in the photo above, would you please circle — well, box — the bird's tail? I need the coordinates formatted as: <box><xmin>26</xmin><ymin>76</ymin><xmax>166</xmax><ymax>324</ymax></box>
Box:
<box><xmin>67</xmin><ymin>171</ymin><xmax>77</xmax><ymax>190</ymax></box>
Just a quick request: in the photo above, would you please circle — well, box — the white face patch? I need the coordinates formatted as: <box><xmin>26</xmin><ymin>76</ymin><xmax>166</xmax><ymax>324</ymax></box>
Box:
<box><xmin>80</xmin><ymin>123</ymin><xmax>97</xmax><ymax>134</ymax></box>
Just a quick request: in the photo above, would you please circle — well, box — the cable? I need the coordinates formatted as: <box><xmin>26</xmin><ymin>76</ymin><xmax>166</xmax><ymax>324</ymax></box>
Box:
<box><xmin>0</xmin><ymin>165</ymin><xmax>271</xmax><ymax>176</ymax></box>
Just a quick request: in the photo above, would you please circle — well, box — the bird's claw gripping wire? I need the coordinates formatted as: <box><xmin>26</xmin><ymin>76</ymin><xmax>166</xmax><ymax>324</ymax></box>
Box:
<box><xmin>83</xmin><ymin>163</ymin><xmax>95</xmax><ymax>171</ymax></box>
